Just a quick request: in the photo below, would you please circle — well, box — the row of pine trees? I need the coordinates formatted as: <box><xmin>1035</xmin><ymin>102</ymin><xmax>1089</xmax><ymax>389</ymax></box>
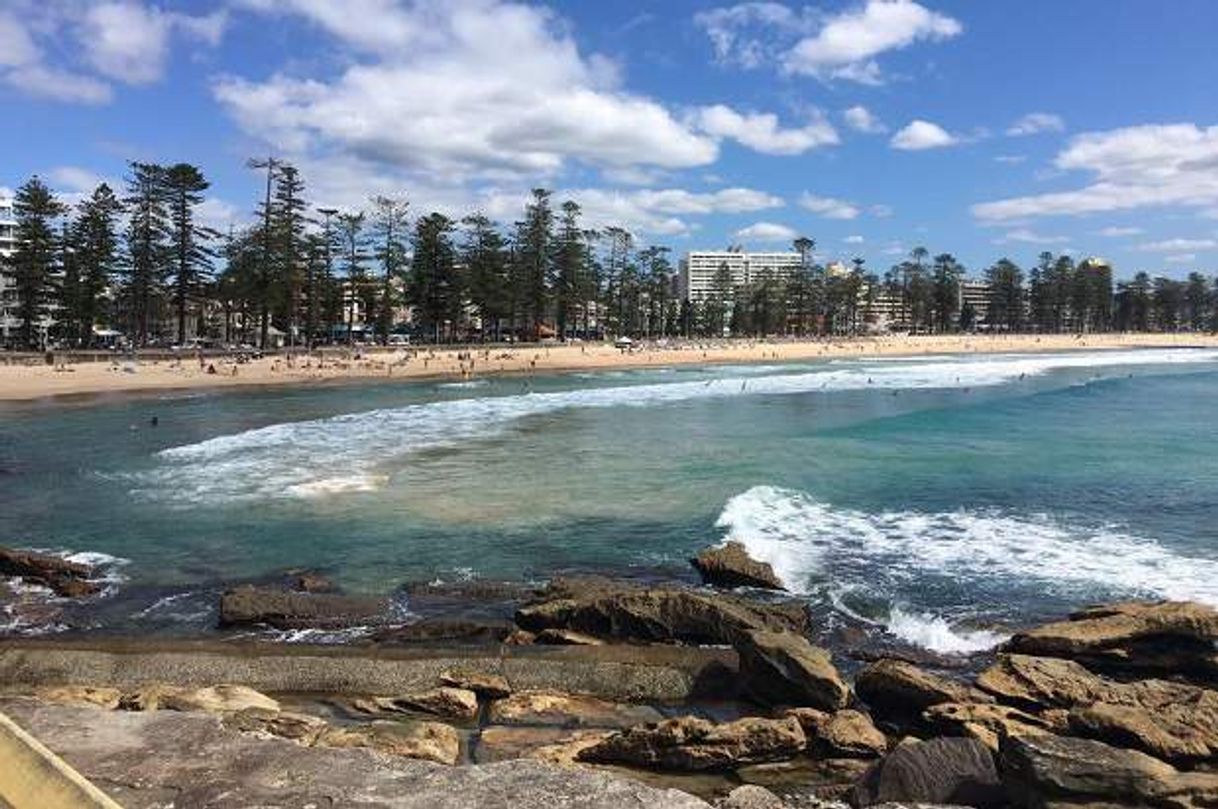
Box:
<box><xmin>4</xmin><ymin>160</ymin><xmax>1218</xmax><ymax>350</ymax></box>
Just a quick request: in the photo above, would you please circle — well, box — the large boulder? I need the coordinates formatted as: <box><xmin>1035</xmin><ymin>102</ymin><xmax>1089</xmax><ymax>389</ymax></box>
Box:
<box><xmin>36</xmin><ymin>686</ymin><xmax>123</xmax><ymax>710</ymax></box>
<box><xmin>218</xmin><ymin>585</ymin><xmax>390</xmax><ymax>630</ymax></box>
<box><xmin>162</xmin><ymin>685</ymin><xmax>281</xmax><ymax>714</ymax></box>
<box><xmin>736</xmin><ymin>629</ymin><xmax>850</xmax><ymax>711</ymax></box>
<box><xmin>514</xmin><ymin>577</ymin><xmax>808</xmax><ymax>646</ymax></box>
<box><xmin>976</xmin><ymin>654</ymin><xmax>1115</xmax><ymax>711</ymax></box>
<box><xmin>578</xmin><ymin>715</ymin><xmax>806</xmax><ymax>771</ymax></box>
<box><xmin>922</xmin><ymin>702</ymin><xmax>1064</xmax><ymax>752</ymax></box>
<box><xmin>1006</xmin><ymin>601</ymin><xmax>1218</xmax><ymax>658</ymax></box>
<box><xmin>717</xmin><ymin>785</ymin><xmax>789</xmax><ymax>809</ymax></box>
<box><xmin>785</xmin><ymin>708</ymin><xmax>888</xmax><ymax>758</ymax></box>
<box><xmin>0</xmin><ymin>546</ymin><xmax>101</xmax><ymax>598</ymax></box>
<box><xmin>691</xmin><ymin>542</ymin><xmax>784</xmax><ymax>591</ymax></box>
<box><xmin>999</xmin><ymin>732</ymin><xmax>1218</xmax><ymax>809</ymax></box>
<box><xmin>849</xmin><ymin>737</ymin><xmax>1004</xmax><ymax>808</ymax></box>
<box><xmin>1068</xmin><ymin>698</ymin><xmax>1218</xmax><ymax>766</ymax></box>
<box><xmin>856</xmin><ymin>659</ymin><xmax>991</xmax><ymax>728</ymax></box>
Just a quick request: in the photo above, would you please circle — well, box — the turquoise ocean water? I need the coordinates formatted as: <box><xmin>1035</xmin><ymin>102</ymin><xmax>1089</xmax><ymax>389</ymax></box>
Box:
<box><xmin>2</xmin><ymin>347</ymin><xmax>1217</xmax><ymax>654</ymax></box>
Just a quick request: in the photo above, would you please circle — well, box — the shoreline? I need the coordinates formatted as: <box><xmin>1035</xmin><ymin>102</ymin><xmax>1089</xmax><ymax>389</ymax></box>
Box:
<box><xmin>1</xmin><ymin>332</ymin><xmax>1216</xmax><ymax>405</ymax></box>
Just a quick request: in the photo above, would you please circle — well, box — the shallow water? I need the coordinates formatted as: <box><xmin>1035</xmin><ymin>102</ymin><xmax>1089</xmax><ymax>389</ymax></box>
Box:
<box><xmin>2</xmin><ymin>347</ymin><xmax>1217</xmax><ymax>654</ymax></box>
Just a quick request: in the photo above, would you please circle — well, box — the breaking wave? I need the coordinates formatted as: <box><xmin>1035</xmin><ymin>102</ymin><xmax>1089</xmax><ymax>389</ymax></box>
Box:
<box><xmin>134</xmin><ymin>349</ymin><xmax>1218</xmax><ymax>504</ymax></box>
<box><xmin>715</xmin><ymin>484</ymin><xmax>1218</xmax><ymax>652</ymax></box>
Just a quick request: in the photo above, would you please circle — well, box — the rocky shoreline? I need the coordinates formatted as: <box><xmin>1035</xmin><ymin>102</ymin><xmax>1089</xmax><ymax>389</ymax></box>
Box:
<box><xmin>2</xmin><ymin>542</ymin><xmax>1217</xmax><ymax>807</ymax></box>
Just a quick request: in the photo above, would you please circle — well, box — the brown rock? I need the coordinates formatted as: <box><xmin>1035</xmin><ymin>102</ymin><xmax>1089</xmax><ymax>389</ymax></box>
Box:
<box><xmin>515</xmin><ymin>577</ymin><xmax>808</xmax><ymax>647</ymax></box>
<box><xmin>219</xmin><ymin>585</ymin><xmax>389</xmax><ymax>630</ymax></box>
<box><xmin>224</xmin><ymin>707</ymin><xmax>328</xmax><ymax>745</ymax></box>
<box><xmin>856</xmin><ymin>659</ymin><xmax>992</xmax><ymax>726</ymax></box>
<box><xmin>736</xmin><ymin>629</ymin><xmax>850</xmax><ymax>711</ymax></box>
<box><xmin>717</xmin><ymin>784</ymin><xmax>789</xmax><ymax>809</ymax></box>
<box><xmin>317</xmin><ymin>720</ymin><xmax>461</xmax><ymax>766</ymax></box>
<box><xmin>504</xmin><ymin>629</ymin><xmax>537</xmax><ymax>645</ymax></box>
<box><xmin>162</xmin><ymin>685</ymin><xmax>281</xmax><ymax>714</ymax></box>
<box><xmin>372</xmin><ymin>618</ymin><xmax>514</xmax><ymax>644</ymax></box>
<box><xmin>690</xmin><ymin>542</ymin><xmax>784</xmax><ymax>591</ymax></box>
<box><xmin>535</xmin><ymin>628</ymin><xmax>605</xmax><ymax>646</ymax></box>
<box><xmin>475</xmin><ymin>726</ymin><xmax>612</xmax><ymax>765</ymax></box>
<box><xmin>999</xmin><ymin>732</ymin><xmax>1218</xmax><ymax>809</ymax></box>
<box><xmin>286</xmin><ymin>570</ymin><xmax>334</xmax><ymax>593</ymax></box>
<box><xmin>849</xmin><ymin>737</ymin><xmax>1004</xmax><ymax>809</ymax></box>
<box><xmin>440</xmin><ymin>669</ymin><xmax>511</xmax><ymax>699</ymax></box>
<box><xmin>784</xmin><ymin>708</ymin><xmax>887</xmax><ymax>758</ymax></box>
<box><xmin>373</xmin><ymin>687</ymin><xmax>479</xmax><ymax>721</ymax></box>
<box><xmin>118</xmin><ymin>684</ymin><xmax>187</xmax><ymax>711</ymax></box>
<box><xmin>975</xmin><ymin>654</ymin><xmax>1112</xmax><ymax>711</ymax></box>
<box><xmin>1069</xmin><ymin>699</ymin><xmax>1218</xmax><ymax>765</ymax></box>
<box><xmin>1006</xmin><ymin>600</ymin><xmax>1218</xmax><ymax>658</ymax></box>
<box><xmin>922</xmin><ymin>702</ymin><xmax>1061</xmax><ymax>752</ymax></box>
<box><xmin>578</xmin><ymin>715</ymin><xmax>806</xmax><ymax>771</ymax></box>
<box><xmin>0</xmin><ymin>546</ymin><xmax>100</xmax><ymax>598</ymax></box>
<box><xmin>487</xmin><ymin>691</ymin><xmax>663</xmax><ymax>729</ymax></box>
<box><xmin>36</xmin><ymin>686</ymin><xmax>123</xmax><ymax>710</ymax></box>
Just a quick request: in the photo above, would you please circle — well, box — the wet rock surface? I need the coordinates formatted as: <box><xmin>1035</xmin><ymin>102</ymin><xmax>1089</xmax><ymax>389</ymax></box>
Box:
<box><xmin>487</xmin><ymin>690</ymin><xmax>664</xmax><ymax>728</ymax></box>
<box><xmin>691</xmin><ymin>542</ymin><xmax>785</xmax><ymax>591</ymax></box>
<box><xmin>0</xmin><ymin>546</ymin><xmax>101</xmax><ymax>598</ymax></box>
<box><xmin>218</xmin><ymin>585</ymin><xmax>390</xmax><ymax>629</ymax></box>
<box><xmin>736</xmin><ymin>629</ymin><xmax>850</xmax><ymax>711</ymax></box>
<box><xmin>850</xmin><ymin>738</ymin><xmax>1004</xmax><ymax>809</ymax></box>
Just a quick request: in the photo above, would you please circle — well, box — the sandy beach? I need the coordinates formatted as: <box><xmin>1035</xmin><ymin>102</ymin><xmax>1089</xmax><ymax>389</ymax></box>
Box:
<box><xmin>1</xmin><ymin>332</ymin><xmax>1216</xmax><ymax>402</ymax></box>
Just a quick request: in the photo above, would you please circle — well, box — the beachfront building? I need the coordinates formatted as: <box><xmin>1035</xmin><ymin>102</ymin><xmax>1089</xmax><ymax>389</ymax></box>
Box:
<box><xmin>678</xmin><ymin>250</ymin><xmax>803</xmax><ymax>301</ymax></box>
<box><xmin>959</xmin><ymin>279</ymin><xmax>993</xmax><ymax>328</ymax></box>
<box><xmin>0</xmin><ymin>195</ymin><xmax>17</xmax><ymax>343</ymax></box>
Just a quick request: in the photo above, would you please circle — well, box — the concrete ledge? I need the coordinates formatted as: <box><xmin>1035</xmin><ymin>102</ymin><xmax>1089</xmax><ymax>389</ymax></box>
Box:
<box><xmin>0</xmin><ymin>710</ymin><xmax>123</xmax><ymax>809</ymax></box>
<box><xmin>0</xmin><ymin>639</ymin><xmax>737</xmax><ymax>702</ymax></box>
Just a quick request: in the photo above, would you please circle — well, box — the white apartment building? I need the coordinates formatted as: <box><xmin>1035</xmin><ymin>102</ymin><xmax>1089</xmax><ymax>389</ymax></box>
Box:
<box><xmin>0</xmin><ymin>195</ymin><xmax>18</xmax><ymax>343</ymax></box>
<box><xmin>678</xmin><ymin>250</ymin><xmax>803</xmax><ymax>301</ymax></box>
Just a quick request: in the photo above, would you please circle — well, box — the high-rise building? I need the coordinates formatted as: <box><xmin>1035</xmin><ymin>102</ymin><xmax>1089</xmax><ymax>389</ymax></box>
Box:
<box><xmin>0</xmin><ymin>195</ymin><xmax>18</xmax><ymax>343</ymax></box>
<box><xmin>678</xmin><ymin>250</ymin><xmax>803</xmax><ymax>301</ymax></box>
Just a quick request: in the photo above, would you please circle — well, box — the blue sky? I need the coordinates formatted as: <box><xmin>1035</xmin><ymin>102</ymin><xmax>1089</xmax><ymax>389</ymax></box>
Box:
<box><xmin>3</xmin><ymin>0</ymin><xmax>1218</xmax><ymax>278</ymax></box>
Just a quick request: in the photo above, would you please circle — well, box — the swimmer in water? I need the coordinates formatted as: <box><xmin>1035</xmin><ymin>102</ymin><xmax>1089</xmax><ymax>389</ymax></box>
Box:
<box><xmin>150</xmin><ymin>416</ymin><xmax>159</xmax><ymax>427</ymax></box>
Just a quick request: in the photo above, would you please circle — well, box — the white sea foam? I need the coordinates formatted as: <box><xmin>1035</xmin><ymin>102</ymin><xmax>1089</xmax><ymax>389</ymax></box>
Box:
<box><xmin>136</xmin><ymin>349</ymin><xmax>1218</xmax><ymax>504</ymax></box>
<box><xmin>285</xmin><ymin>474</ymin><xmax>390</xmax><ymax>498</ymax></box>
<box><xmin>884</xmin><ymin>607</ymin><xmax>1006</xmax><ymax>655</ymax></box>
<box><xmin>716</xmin><ymin>485</ymin><xmax>1218</xmax><ymax>612</ymax></box>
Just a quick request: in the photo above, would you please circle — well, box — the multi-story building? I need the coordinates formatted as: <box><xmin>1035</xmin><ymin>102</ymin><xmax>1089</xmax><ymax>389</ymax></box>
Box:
<box><xmin>958</xmin><ymin>279</ymin><xmax>992</xmax><ymax>326</ymax></box>
<box><xmin>0</xmin><ymin>195</ymin><xmax>18</xmax><ymax>344</ymax></box>
<box><xmin>678</xmin><ymin>250</ymin><xmax>803</xmax><ymax>301</ymax></box>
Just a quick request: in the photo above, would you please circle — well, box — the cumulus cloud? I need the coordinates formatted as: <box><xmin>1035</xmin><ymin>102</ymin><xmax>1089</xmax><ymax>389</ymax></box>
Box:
<box><xmin>973</xmin><ymin>124</ymin><xmax>1218</xmax><ymax>222</ymax></box>
<box><xmin>217</xmin><ymin>1</ymin><xmax>718</xmax><ymax>186</ymax></box>
<box><xmin>1095</xmin><ymin>226</ymin><xmax>1142</xmax><ymax>237</ymax></box>
<box><xmin>783</xmin><ymin>0</ymin><xmax>961</xmax><ymax>82</ymax></box>
<box><xmin>1164</xmin><ymin>253</ymin><xmax>1196</xmax><ymax>264</ymax></box>
<box><xmin>1006</xmin><ymin>112</ymin><xmax>1065</xmax><ymax>137</ymax></box>
<box><xmin>735</xmin><ymin>221</ymin><xmax>799</xmax><ymax>242</ymax></box>
<box><xmin>695</xmin><ymin>0</ymin><xmax>960</xmax><ymax>84</ymax></box>
<box><xmin>799</xmin><ymin>192</ymin><xmax>860</xmax><ymax>219</ymax></box>
<box><xmin>694</xmin><ymin>105</ymin><xmax>839</xmax><ymax>155</ymax></box>
<box><xmin>890</xmin><ymin>119</ymin><xmax>958</xmax><ymax>150</ymax></box>
<box><xmin>0</xmin><ymin>2</ymin><xmax>225</xmax><ymax>103</ymax></box>
<box><xmin>844</xmin><ymin>234</ymin><xmax>865</xmax><ymax>244</ymax></box>
<box><xmin>843</xmin><ymin>104</ymin><xmax>886</xmax><ymax>133</ymax></box>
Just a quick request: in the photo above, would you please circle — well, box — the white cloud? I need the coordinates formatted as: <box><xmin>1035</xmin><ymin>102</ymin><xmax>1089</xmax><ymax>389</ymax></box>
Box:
<box><xmin>1135</xmin><ymin>238</ymin><xmax>1217</xmax><ymax>252</ymax></box>
<box><xmin>782</xmin><ymin>0</ymin><xmax>962</xmax><ymax>83</ymax></box>
<box><xmin>735</xmin><ymin>221</ymin><xmax>799</xmax><ymax>242</ymax></box>
<box><xmin>994</xmin><ymin>228</ymin><xmax>1070</xmax><ymax>245</ymax></box>
<box><xmin>843</xmin><ymin>104</ymin><xmax>886</xmax><ymax>133</ymax></box>
<box><xmin>799</xmin><ymin>192</ymin><xmax>860</xmax><ymax>220</ymax></box>
<box><xmin>1007</xmin><ymin>112</ymin><xmax>1065</xmax><ymax>137</ymax></box>
<box><xmin>694</xmin><ymin>104</ymin><xmax>839</xmax><ymax>155</ymax></box>
<box><xmin>890</xmin><ymin>119</ymin><xmax>958</xmax><ymax>150</ymax></box>
<box><xmin>1164</xmin><ymin>253</ymin><xmax>1196</xmax><ymax>264</ymax></box>
<box><xmin>695</xmin><ymin>0</ymin><xmax>960</xmax><ymax>84</ymax></box>
<box><xmin>48</xmin><ymin>166</ymin><xmax>107</xmax><ymax>193</ymax></box>
<box><xmin>0</xmin><ymin>2</ymin><xmax>224</xmax><ymax>103</ymax></box>
<box><xmin>973</xmin><ymin>123</ymin><xmax>1218</xmax><ymax>222</ymax></box>
<box><xmin>844</xmin><ymin>234</ymin><xmax>865</xmax><ymax>244</ymax></box>
<box><xmin>197</xmin><ymin>197</ymin><xmax>244</xmax><ymax>231</ymax></box>
<box><xmin>994</xmin><ymin>154</ymin><xmax>1026</xmax><ymax>164</ymax></box>
<box><xmin>1095</xmin><ymin>226</ymin><xmax>1142</xmax><ymax>237</ymax></box>
<box><xmin>694</xmin><ymin>2</ymin><xmax>808</xmax><ymax>69</ymax></box>
<box><xmin>870</xmin><ymin>204</ymin><xmax>894</xmax><ymax>217</ymax></box>
<box><xmin>217</xmin><ymin>1</ymin><xmax>718</xmax><ymax>184</ymax></box>
<box><xmin>478</xmin><ymin>186</ymin><xmax>784</xmax><ymax>238</ymax></box>
<box><xmin>4</xmin><ymin>64</ymin><xmax>112</xmax><ymax>104</ymax></box>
